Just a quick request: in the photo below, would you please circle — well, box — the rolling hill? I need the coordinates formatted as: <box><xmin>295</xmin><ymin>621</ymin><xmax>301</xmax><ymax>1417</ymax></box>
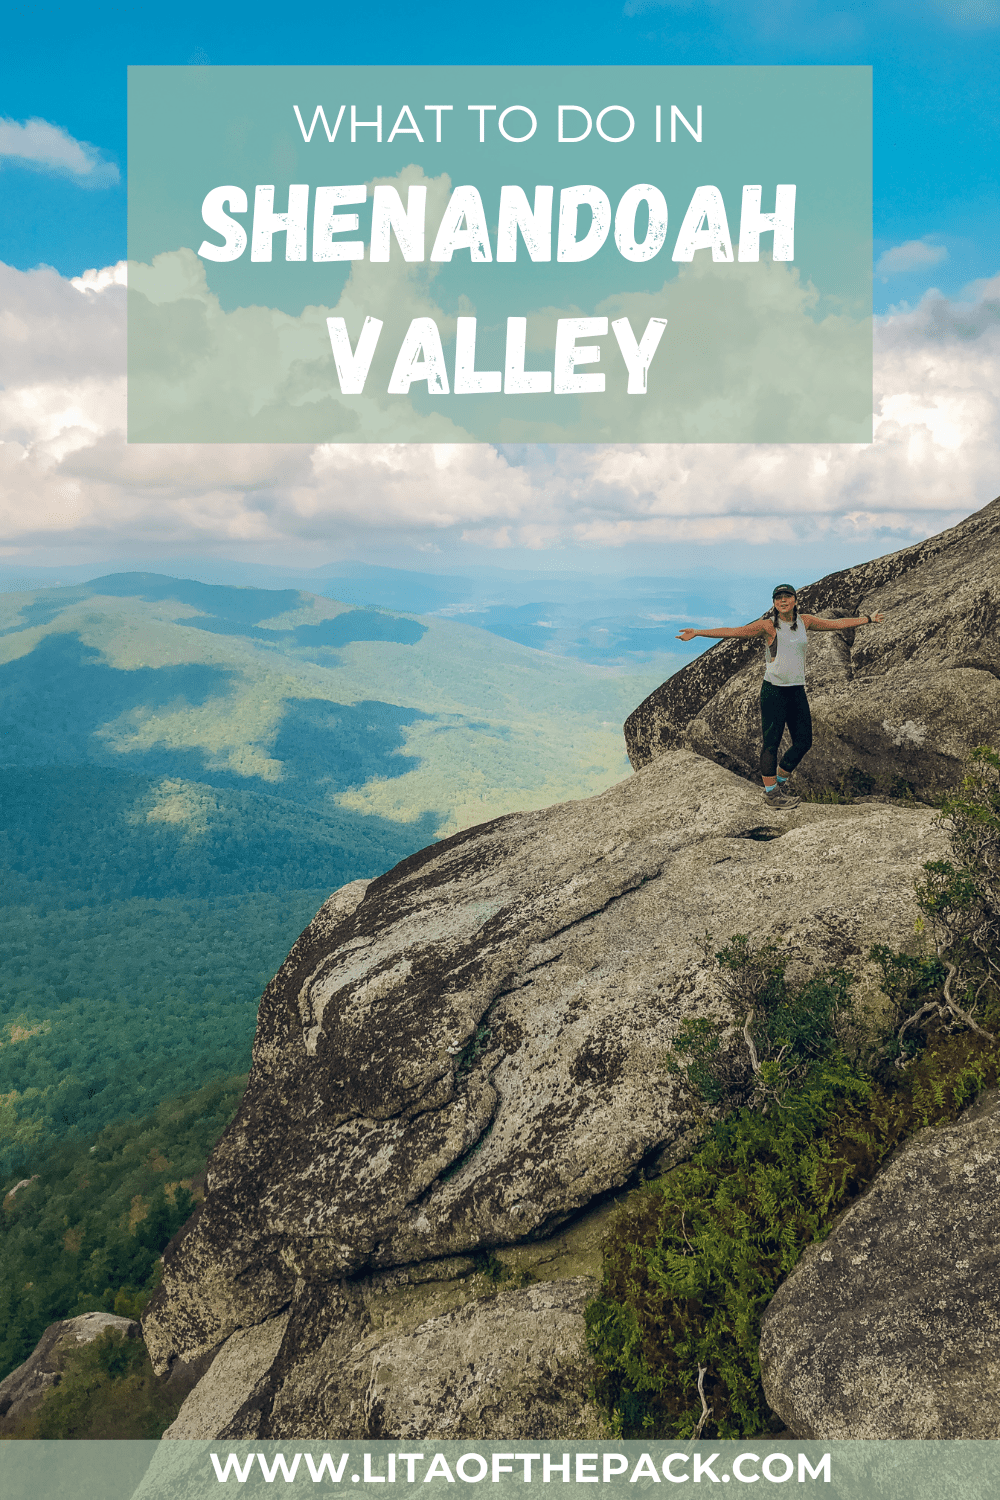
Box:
<box><xmin>0</xmin><ymin>574</ymin><xmax>657</xmax><ymax>1168</ymax></box>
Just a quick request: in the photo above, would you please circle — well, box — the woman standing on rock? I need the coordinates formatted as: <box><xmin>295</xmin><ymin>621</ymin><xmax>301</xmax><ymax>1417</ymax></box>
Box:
<box><xmin>675</xmin><ymin>585</ymin><xmax>884</xmax><ymax>810</ymax></box>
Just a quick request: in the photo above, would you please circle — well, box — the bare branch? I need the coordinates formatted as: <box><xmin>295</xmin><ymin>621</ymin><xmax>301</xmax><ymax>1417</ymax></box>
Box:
<box><xmin>693</xmin><ymin>1365</ymin><xmax>713</xmax><ymax>1440</ymax></box>
<box><xmin>941</xmin><ymin>959</ymin><xmax>996</xmax><ymax>1040</ymax></box>
<box><xmin>743</xmin><ymin>1009</ymin><xmax>761</xmax><ymax>1073</ymax></box>
<box><xmin>898</xmin><ymin>1000</ymin><xmax>939</xmax><ymax>1042</ymax></box>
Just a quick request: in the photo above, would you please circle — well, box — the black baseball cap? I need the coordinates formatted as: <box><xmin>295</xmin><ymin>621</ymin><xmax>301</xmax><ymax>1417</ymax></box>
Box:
<box><xmin>772</xmin><ymin>584</ymin><xmax>796</xmax><ymax>598</ymax></box>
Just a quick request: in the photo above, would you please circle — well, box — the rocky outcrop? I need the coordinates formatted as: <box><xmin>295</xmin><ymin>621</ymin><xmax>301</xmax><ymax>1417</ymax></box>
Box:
<box><xmin>0</xmin><ymin>1312</ymin><xmax>138</xmax><ymax>1435</ymax></box>
<box><xmin>144</xmin><ymin>750</ymin><xmax>948</xmax><ymax>1438</ymax></box>
<box><xmin>625</xmin><ymin>493</ymin><xmax>1000</xmax><ymax>797</ymax></box>
<box><xmin>161</xmin><ymin>1193</ymin><xmax>616</xmax><ymax>1441</ymax></box>
<box><xmin>759</xmin><ymin>1089</ymin><xmax>1000</xmax><ymax>1439</ymax></box>
<box><xmin>363</xmin><ymin>1278</ymin><xmax>600</xmax><ymax>1440</ymax></box>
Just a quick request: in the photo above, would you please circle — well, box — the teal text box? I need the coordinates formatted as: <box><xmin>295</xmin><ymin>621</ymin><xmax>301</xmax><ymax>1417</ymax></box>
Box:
<box><xmin>127</xmin><ymin>66</ymin><xmax>872</xmax><ymax>445</ymax></box>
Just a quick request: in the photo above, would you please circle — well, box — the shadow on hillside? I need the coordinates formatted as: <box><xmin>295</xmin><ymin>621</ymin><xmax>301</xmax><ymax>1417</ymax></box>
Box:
<box><xmin>2</xmin><ymin>576</ymin><xmax>427</xmax><ymax>653</ymax></box>
<box><xmin>0</xmin><ymin>631</ymin><xmax>430</xmax><ymax>800</ymax></box>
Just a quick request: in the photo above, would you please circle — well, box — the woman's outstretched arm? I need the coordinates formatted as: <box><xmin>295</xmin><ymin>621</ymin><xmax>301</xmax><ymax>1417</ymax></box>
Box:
<box><xmin>801</xmin><ymin>611</ymin><xmax>884</xmax><ymax>631</ymax></box>
<box><xmin>675</xmin><ymin>619</ymin><xmax>771</xmax><ymax>642</ymax></box>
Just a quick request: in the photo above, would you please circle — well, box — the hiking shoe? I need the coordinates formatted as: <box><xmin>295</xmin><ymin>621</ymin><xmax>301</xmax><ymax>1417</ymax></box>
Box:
<box><xmin>764</xmin><ymin>787</ymin><xmax>800</xmax><ymax>810</ymax></box>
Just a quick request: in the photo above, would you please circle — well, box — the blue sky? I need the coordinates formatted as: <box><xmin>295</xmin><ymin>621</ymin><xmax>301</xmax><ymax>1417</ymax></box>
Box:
<box><xmin>0</xmin><ymin>1</ymin><xmax>998</xmax><ymax>581</ymax></box>
<box><xmin>2</xmin><ymin>0</ymin><xmax>997</xmax><ymax>313</ymax></box>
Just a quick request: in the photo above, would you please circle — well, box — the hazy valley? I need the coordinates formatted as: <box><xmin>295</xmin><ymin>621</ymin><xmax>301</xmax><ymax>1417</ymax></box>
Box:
<box><xmin>1</xmin><ymin>571</ymin><xmax>665</xmax><ymax>1168</ymax></box>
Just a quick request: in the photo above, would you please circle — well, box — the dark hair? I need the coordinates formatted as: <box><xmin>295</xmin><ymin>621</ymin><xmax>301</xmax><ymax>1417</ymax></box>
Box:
<box><xmin>765</xmin><ymin>598</ymin><xmax>799</xmax><ymax>659</ymax></box>
<box><xmin>771</xmin><ymin>602</ymin><xmax>799</xmax><ymax>631</ymax></box>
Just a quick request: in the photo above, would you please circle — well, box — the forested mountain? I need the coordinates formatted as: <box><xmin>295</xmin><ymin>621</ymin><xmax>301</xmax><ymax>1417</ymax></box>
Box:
<box><xmin>1</xmin><ymin>574</ymin><xmax>654</xmax><ymax>1171</ymax></box>
<box><xmin>0</xmin><ymin>571</ymin><xmax>644</xmax><ymax>828</ymax></box>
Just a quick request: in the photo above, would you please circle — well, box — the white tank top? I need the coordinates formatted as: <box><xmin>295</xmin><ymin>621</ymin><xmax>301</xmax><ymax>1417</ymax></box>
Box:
<box><xmin>763</xmin><ymin>615</ymin><xmax>808</xmax><ymax>686</ymax></box>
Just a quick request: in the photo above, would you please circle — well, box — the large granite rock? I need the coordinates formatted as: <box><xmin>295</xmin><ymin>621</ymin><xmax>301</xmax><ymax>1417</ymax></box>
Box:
<box><xmin>363</xmin><ymin>1278</ymin><xmax>600</xmax><ymax>1440</ymax></box>
<box><xmin>0</xmin><ymin>1313</ymin><xmax>139</xmax><ymax>1435</ymax></box>
<box><xmin>625</xmin><ymin>493</ymin><xmax>1000</xmax><ymax>797</ymax></box>
<box><xmin>759</xmin><ymin>1089</ymin><xmax>1000</xmax><ymax>1439</ymax></box>
<box><xmin>144</xmin><ymin>750</ymin><xmax>947</xmax><ymax>1437</ymax></box>
<box><xmin>162</xmin><ymin>1198</ymin><xmax>614</xmax><ymax>1440</ymax></box>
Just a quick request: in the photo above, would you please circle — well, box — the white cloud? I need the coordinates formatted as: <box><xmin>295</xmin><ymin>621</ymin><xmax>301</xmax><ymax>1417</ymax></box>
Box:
<box><xmin>72</xmin><ymin>262</ymin><xmax>127</xmax><ymax>294</ymax></box>
<box><xmin>0</xmin><ymin>118</ymin><xmax>120</xmax><ymax>188</ymax></box>
<box><xmin>0</xmin><ymin>256</ymin><xmax>998</xmax><ymax>564</ymax></box>
<box><xmin>876</xmin><ymin>240</ymin><xmax>949</xmax><ymax>281</ymax></box>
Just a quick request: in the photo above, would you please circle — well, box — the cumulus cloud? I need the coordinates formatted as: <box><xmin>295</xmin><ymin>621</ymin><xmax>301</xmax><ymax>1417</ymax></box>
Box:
<box><xmin>0</xmin><ymin>117</ymin><xmax>120</xmax><ymax>187</ymax></box>
<box><xmin>72</xmin><ymin>262</ymin><xmax>127</xmax><ymax>294</ymax></box>
<box><xmin>876</xmin><ymin>240</ymin><xmax>949</xmax><ymax>281</ymax></box>
<box><xmin>1</xmin><ymin>254</ymin><xmax>998</xmax><ymax>563</ymax></box>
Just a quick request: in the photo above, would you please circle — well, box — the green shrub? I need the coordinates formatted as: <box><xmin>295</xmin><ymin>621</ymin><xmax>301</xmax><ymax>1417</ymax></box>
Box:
<box><xmin>586</xmin><ymin>946</ymin><xmax>874</xmax><ymax>1439</ymax></box>
<box><xmin>667</xmin><ymin>936</ymin><xmax>855</xmax><ymax>1116</ymax></box>
<box><xmin>587</xmin><ymin>1013</ymin><xmax>1000</xmax><ymax>1438</ymax></box>
<box><xmin>5</xmin><ymin>1328</ymin><xmax>184</xmax><ymax>1440</ymax></box>
<box><xmin>587</xmin><ymin>747</ymin><xmax>1000</xmax><ymax>1439</ymax></box>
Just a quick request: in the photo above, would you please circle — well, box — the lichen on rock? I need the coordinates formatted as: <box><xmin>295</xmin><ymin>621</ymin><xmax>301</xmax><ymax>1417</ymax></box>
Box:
<box><xmin>759</xmin><ymin>1088</ymin><xmax>1000</xmax><ymax>1439</ymax></box>
<box><xmin>144</xmin><ymin>747</ymin><xmax>948</xmax><ymax>1438</ymax></box>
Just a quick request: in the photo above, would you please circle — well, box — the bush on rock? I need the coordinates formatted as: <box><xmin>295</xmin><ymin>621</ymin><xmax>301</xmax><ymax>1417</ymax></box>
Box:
<box><xmin>586</xmin><ymin>747</ymin><xmax>1000</xmax><ymax>1439</ymax></box>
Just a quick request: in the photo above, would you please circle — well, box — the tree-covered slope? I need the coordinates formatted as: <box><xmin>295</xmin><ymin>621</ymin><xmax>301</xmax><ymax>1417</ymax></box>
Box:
<box><xmin>0</xmin><ymin>572</ymin><xmax>647</xmax><ymax>832</ymax></box>
<box><xmin>1</xmin><ymin>574</ymin><xmax>654</xmax><ymax>1171</ymax></box>
<box><xmin>0</xmin><ymin>1075</ymin><xmax>247</xmax><ymax>1385</ymax></box>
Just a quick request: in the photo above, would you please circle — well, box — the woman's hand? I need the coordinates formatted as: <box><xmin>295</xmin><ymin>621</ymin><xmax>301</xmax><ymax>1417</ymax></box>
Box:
<box><xmin>675</xmin><ymin>628</ymin><xmax>699</xmax><ymax>641</ymax></box>
<box><xmin>868</xmin><ymin>611</ymin><xmax>884</xmax><ymax>624</ymax></box>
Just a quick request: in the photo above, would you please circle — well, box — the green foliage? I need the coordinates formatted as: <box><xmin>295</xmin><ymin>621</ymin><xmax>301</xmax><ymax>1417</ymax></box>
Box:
<box><xmin>0</xmin><ymin>890</ymin><xmax>327</xmax><ymax>1173</ymax></box>
<box><xmin>472</xmin><ymin>1249</ymin><xmax>532</xmax><ymax>1290</ymax></box>
<box><xmin>588</xmin><ymin>751</ymin><xmax>1000</xmax><ymax>1439</ymax></box>
<box><xmin>871</xmin><ymin>751</ymin><xmax>1000</xmax><ymax>1059</ymax></box>
<box><xmin>5</xmin><ymin>1328</ymin><xmax>184</xmax><ymax>1439</ymax></box>
<box><xmin>454</xmin><ymin>1024</ymin><xmax>492</xmax><ymax>1079</ymax></box>
<box><xmin>587</xmin><ymin>1024</ymin><xmax>1000</xmax><ymax>1438</ymax></box>
<box><xmin>0</xmin><ymin>1075</ymin><xmax>245</xmax><ymax>1383</ymax></box>
<box><xmin>940</xmin><ymin>746</ymin><xmax>1000</xmax><ymax>894</ymax></box>
<box><xmin>869</xmin><ymin>945</ymin><xmax>945</xmax><ymax>1006</ymax></box>
<box><xmin>668</xmin><ymin>936</ymin><xmax>854</xmax><ymax>1115</ymax></box>
<box><xmin>916</xmin><ymin>859</ymin><xmax>982</xmax><ymax>926</ymax></box>
<box><xmin>586</xmin><ymin>1054</ymin><xmax>871</xmax><ymax>1438</ymax></box>
<box><xmin>867</xmin><ymin>944</ymin><xmax>946</xmax><ymax>1070</ymax></box>
<box><xmin>923</xmin><ymin>749</ymin><xmax>1000</xmax><ymax>946</ymax></box>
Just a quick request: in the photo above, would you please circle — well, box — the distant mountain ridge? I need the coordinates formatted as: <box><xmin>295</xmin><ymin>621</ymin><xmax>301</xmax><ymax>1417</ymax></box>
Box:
<box><xmin>1</xmin><ymin>572</ymin><xmax>427</xmax><ymax>651</ymax></box>
<box><xmin>0</xmin><ymin>572</ymin><xmax>646</xmax><ymax>833</ymax></box>
<box><xmin>0</xmin><ymin>574</ymin><xmax>653</xmax><ymax>1162</ymax></box>
<box><xmin>0</xmin><ymin>559</ymin><xmax>771</xmax><ymax>669</ymax></box>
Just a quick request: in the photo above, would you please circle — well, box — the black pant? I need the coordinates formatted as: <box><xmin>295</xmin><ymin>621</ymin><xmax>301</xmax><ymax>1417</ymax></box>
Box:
<box><xmin>759</xmin><ymin>681</ymin><xmax>812</xmax><ymax>778</ymax></box>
